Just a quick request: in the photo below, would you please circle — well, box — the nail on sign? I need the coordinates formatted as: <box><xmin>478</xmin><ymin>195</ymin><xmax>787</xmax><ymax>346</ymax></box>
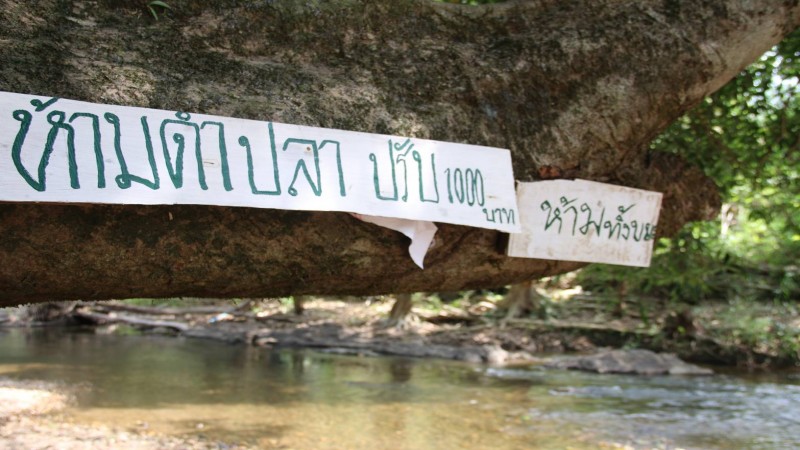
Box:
<box><xmin>0</xmin><ymin>91</ymin><xmax>520</xmax><ymax>233</ymax></box>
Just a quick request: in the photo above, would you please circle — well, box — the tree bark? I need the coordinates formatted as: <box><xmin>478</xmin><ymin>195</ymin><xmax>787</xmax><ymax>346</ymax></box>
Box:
<box><xmin>0</xmin><ymin>0</ymin><xmax>797</xmax><ymax>306</ymax></box>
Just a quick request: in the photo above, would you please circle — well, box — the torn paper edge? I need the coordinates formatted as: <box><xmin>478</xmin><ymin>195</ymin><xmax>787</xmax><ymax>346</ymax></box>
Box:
<box><xmin>351</xmin><ymin>214</ymin><xmax>438</xmax><ymax>269</ymax></box>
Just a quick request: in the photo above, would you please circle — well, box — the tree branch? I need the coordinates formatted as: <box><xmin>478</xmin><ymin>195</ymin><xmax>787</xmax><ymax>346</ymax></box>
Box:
<box><xmin>0</xmin><ymin>0</ymin><xmax>797</xmax><ymax>305</ymax></box>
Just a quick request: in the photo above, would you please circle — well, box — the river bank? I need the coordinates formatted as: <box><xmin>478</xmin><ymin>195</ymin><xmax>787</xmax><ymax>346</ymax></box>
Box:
<box><xmin>3</xmin><ymin>293</ymin><xmax>798</xmax><ymax>369</ymax></box>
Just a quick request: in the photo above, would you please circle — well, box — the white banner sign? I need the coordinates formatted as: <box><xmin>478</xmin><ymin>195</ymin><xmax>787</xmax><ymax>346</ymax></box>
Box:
<box><xmin>507</xmin><ymin>180</ymin><xmax>662</xmax><ymax>267</ymax></box>
<box><xmin>0</xmin><ymin>91</ymin><xmax>520</xmax><ymax>233</ymax></box>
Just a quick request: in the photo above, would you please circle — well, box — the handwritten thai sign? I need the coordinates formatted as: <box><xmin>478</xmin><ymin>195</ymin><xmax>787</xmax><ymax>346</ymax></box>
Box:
<box><xmin>0</xmin><ymin>91</ymin><xmax>520</xmax><ymax>233</ymax></box>
<box><xmin>507</xmin><ymin>180</ymin><xmax>662</xmax><ymax>267</ymax></box>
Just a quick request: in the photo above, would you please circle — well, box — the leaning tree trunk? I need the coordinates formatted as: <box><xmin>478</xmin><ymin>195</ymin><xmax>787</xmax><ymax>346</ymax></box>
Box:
<box><xmin>388</xmin><ymin>294</ymin><xmax>414</xmax><ymax>326</ymax></box>
<box><xmin>0</xmin><ymin>0</ymin><xmax>797</xmax><ymax>306</ymax></box>
<box><xmin>293</xmin><ymin>295</ymin><xmax>309</xmax><ymax>316</ymax></box>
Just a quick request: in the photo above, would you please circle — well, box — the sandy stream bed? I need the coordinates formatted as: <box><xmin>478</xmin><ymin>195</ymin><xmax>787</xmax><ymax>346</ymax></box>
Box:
<box><xmin>0</xmin><ymin>379</ymin><xmax>244</xmax><ymax>450</ymax></box>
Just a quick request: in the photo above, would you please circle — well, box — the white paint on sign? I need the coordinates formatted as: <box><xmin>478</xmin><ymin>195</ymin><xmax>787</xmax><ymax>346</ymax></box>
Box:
<box><xmin>507</xmin><ymin>180</ymin><xmax>662</xmax><ymax>267</ymax></box>
<box><xmin>0</xmin><ymin>91</ymin><xmax>520</xmax><ymax>233</ymax></box>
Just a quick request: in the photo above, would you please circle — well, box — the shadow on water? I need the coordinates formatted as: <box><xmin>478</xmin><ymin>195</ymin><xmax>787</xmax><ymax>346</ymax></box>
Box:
<box><xmin>2</xmin><ymin>328</ymin><xmax>800</xmax><ymax>449</ymax></box>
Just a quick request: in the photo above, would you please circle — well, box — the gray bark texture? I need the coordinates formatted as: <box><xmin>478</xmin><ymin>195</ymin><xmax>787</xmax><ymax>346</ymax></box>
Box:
<box><xmin>0</xmin><ymin>0</ymin><xmax>798</xmax><ymax>306</ymax></box>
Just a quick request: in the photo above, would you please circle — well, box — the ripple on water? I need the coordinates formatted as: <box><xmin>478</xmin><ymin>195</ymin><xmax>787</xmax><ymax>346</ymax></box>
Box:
<box><xmin>485</xmin><ymin>365</ymin><xmax>800</xmax><ymax>449</ymax></box>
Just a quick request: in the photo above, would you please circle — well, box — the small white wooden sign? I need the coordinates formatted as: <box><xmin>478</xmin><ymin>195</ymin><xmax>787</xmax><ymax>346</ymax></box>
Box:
<box><xmin>507</xmin><ymin>180</ymin><xmax>662</xmax><ymax>267</ymax></box>
<box><xmin>0</xmin><ymin>91</ymin><xmax>520</xmax><ymax>233</ymax></box>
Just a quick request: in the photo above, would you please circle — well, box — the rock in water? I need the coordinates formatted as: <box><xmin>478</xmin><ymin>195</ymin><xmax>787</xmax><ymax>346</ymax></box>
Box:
<box><xmin>546</xmin><ymin>349</ymin><xmax>713</xmax><ymax>375</ymax></box>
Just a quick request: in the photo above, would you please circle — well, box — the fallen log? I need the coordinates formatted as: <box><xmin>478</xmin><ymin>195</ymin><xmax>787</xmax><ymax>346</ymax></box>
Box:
<box><xmin>72</xmin><ymin>310</ymin><xmax>190</xmax><ymax>332</ymax></box>
<box><xmin>95</xmin><ymin>300</ymin><xmax>253</xmax><ymax>317</ymax></box>
<box><xmin>248</xmin><ymin>325</ymin><xmax>513</xmax><ymax>364</ymax></box>
<box><xmin>503</xmin><ymin>318</ymin><xmax>653</xmax><ymax>336</ymax></box>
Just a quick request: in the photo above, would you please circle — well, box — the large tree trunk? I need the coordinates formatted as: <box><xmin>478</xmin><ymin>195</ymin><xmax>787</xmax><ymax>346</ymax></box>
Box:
<box><xmin>0</xmin><ymin>0</ymin><xmax>797</xmax><ymax>306</ymax></box>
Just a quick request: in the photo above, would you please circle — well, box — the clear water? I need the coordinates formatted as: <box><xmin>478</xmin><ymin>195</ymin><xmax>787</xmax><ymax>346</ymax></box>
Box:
<box><xmin>1</xmin><ymin>328</ymin><xmax>799</xmax><ymax>449</ymax></box>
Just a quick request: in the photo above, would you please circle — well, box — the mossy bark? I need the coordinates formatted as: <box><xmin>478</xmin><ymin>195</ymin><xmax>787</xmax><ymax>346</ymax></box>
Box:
<box><xmin>0</xmin><ymin>0</ymin><xmax>798</xmax><ymax>306</ymax></box>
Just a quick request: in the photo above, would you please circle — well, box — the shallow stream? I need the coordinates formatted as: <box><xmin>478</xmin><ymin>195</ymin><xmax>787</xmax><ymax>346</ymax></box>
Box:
<box><xmin>1</xmin><ymin>329</ymin><xmax>799</xmax><ymax>449</ymax></box>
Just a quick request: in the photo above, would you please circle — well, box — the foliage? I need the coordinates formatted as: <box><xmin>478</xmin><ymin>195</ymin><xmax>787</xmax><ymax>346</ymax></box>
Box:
<box><xmin>659</xmin><ymin>29</ymin><xmax>800</xmax><ymax>263</ymax></box>
<box><xmin>578</xmin><ymin>30</ymin><xmax>800</xmax><ymax>305</ymax></box>
<box><xmin>697</xmin><ymin>298</ymin><xmax>800</xmax><ymax>365</ymax></box>
<box><xmin>147</xmin><ymin>1</ymin><xmax>172</xmax><ymax>20</ymax></box>
<box><xmin>437</xmin><ymin>0</ymin><xmax>504</xmax><ymax>4</ymax></box>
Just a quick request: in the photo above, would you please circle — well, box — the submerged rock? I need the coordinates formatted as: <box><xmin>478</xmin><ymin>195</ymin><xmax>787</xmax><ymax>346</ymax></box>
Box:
<box><xmin>546</xmin><ymin>349</ymin><xmax>713</xmax><ymax>376</ymax></box>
